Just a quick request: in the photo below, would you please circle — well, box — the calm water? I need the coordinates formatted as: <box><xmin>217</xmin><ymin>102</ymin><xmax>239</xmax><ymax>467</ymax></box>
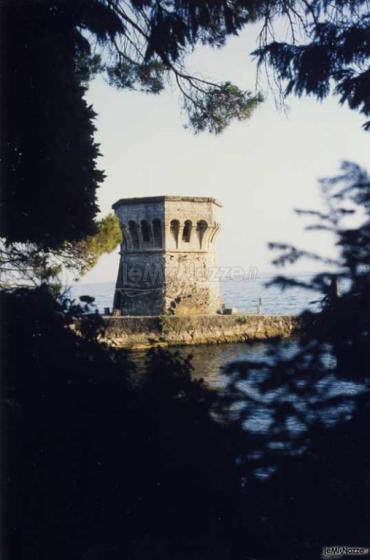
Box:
<box><xmin>70</xmin><ymin>277</ymin><xmax>362</xmax><ymax>464</ymax></box>
<box><xmin>130</xmin><ymin>339</ymin><xmax>297</xmax><ymax>387</ymax></box>
<box><xmin>69</xmin><ymin>275</ymin><xmax>320</xmax><ymax>380</ymax></box>
<box><xmin>70</xmin><ymin>275</ymin><xmax>320</xmax><ymax>316</ymax></box>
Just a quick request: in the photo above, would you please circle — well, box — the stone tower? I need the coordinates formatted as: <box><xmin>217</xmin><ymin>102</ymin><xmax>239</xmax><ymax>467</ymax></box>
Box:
<box><xmin>112</xmin><ymin>196</ymin><xmax>222</xmax><ymax>316</ymax></box>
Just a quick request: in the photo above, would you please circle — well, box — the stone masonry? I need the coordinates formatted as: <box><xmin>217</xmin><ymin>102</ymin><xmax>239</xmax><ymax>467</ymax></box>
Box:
<box><xmin>112</xmin><ymin>196</ymin><xmax>222</xmax><ymax>316</ymax></box>
<box><xmin>100</xmin><ymin>314</ymin><xmax>299</xmax><ymax>349</ymax></box>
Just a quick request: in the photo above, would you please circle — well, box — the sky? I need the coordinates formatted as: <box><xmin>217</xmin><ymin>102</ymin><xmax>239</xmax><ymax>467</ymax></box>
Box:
<box><xmin>82</xmin><ymin>24</ymin><xmax>370</xmax><ymax>283</ymax></box>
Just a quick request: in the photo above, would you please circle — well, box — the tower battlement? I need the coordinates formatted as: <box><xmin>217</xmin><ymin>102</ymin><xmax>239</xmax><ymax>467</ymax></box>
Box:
<box><xmin>113</xmin><ymin>196</ymin><xmax>223</xmax><ymax>316</ymax></box>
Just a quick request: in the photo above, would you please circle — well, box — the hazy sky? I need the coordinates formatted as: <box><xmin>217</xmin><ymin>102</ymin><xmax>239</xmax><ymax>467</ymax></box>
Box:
<box><xmin>82</xmin><ymin>24</ymin><xmax>370</xmax><ymax>283</ymax></box>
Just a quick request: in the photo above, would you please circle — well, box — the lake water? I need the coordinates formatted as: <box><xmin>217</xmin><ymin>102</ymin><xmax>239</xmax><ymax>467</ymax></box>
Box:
<box><xmin>69</xmin><ymin>274</ymin><xmax>320</xmax><ymax>381</ymax></box>
<box><xmin>70</xmin><ymin>274</ymin><xmax>320</xmax><ymax>317</ymax></box>
<box><xmin>70</xmin><ymin>276</ymin><xmax>361</xmax><ymax>466</ymax></box>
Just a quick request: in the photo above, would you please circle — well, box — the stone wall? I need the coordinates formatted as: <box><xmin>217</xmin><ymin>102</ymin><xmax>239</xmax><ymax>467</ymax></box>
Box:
<box><xmin>163</xmin><ymin>252</ymin><xmax>221</xmax><ymax>315</ymax></box>
<box><xmin>112</xmin><ymin>195</ymin><xmax>223</xmax><ymax>316</ymax></box>
<box><xmin>115</xmin><ymin>252</ymin><xmax>165</xmax><ymax>316</ymax></box>
<box><xmin>100</xmin><ymin>314</ymin><xmax>299</xmax><ymax>349</ymax></box>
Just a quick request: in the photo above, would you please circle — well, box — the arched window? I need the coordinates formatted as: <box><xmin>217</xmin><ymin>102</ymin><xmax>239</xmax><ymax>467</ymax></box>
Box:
<box><xmin>128</xmin><ymin>220</ymin><xmax>139</xmax><ymax>249</ymax></box>
<box><xmin>152</xmin><ymin>218</ymin><xmax>162</xmax><ymax>248</ymax></box>
<box><xmin>196</xmin><ymin>220</ymin><xmax>208</xmax><ymax>249</ymax></box>
<box><xmin>170</xmin><ymin>219</ymin><xmax>180</xmax><ymax>248</ymax></box>
<box><xmin>182</xmin><ymin>220</ymin><xmax>192</xmax><ymax>243</ymax></box>
<box><xmin>141</xmin><ymin>220</ymin><xmax>151</xmax><ymax>243</ymax></box>
<box><xmin>210</xmin><ymin>223</ymin><xmax>219</xmax><ymax>244</ymax></box>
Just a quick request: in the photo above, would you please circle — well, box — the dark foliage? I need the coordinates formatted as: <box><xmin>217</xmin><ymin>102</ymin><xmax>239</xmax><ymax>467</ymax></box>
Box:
<box><xmin>0</xmin><ymin>1</ymin><xmax>107</xmax><ymax>246</ymax></box>
<box><xmin>3</xmin><ymin>163</ymin><xmax>370</xmax><ymax>559</ymax></box>
<box><xmin>243</xmin><ymin>397</ymin><xmax>370</xmax><ymax>559</ymax></box>
<box><xmin>218</xmin><ymin>163</ymin><xmax>370</xmax><ymax>556</ymax></box>
<box><xmin>3</xmin><ymin>0</ymin><xmax>368</xmax><ymax>249</ymax></box>
<box><xmin>0</xmin><ymin>213</ymin><xmax>122</xmax><ymax>288</ymax></box>
<box><xmin>254</xmin><ymin>4</ymin><xmax>370</xmax><ymax>129</ymax></box>
<box><xmin>2</xmin><ymin>2</ymin><xmax>370</xmax><ymax>557</ymax></box>
<box><xmin>2</xmin><ymin>0</ymin><xmax>369</xmax><ymax>248</ymax></box>
<box><xmin>268</xmin><ymin>161</ymin><xmax>370</xmax><ymax>377</ymax></box>
<box><xmin>1</xmin><ymin>287</ymin><xmax>249</xmax><ymax>560</ymax></box>
<box><xmin>0</xmin><ymin>0</ymin><xmax>263</xmax><ymax>248</ymax></box>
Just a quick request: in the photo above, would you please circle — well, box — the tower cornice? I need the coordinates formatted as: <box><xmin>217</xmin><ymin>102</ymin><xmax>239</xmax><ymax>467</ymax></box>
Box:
<box><xmin>112</xmin><ymin>195</ymin><xmax>222</xmax><ymax>210</ymax></box>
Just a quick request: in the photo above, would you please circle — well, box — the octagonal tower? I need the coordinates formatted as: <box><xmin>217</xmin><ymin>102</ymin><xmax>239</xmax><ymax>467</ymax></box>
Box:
<box><xmin>112</xmin><ymin>196</ymin><xmax>222</xmax><ymax>316</ymax></box>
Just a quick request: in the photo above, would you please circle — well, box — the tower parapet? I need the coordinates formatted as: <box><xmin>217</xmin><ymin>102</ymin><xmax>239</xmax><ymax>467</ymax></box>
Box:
<box><xmin>112</xmin><ymin>196</ymin><xmax>222</xmax><ymax>316</ymax></box>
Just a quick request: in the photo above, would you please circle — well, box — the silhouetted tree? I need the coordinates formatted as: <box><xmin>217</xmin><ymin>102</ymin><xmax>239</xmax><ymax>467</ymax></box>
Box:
<box><xmin>216</xmin><ymin>162</ymin><xmax>370</xmax><ymax>558</ymax></box>
<box><xmin>2</xmin><ymin>3</ymin><xmax>370</xmax><ymax>558</ymax></box>
<box><xmin>0</xmin><ymin>0</ymin><xmax>263</xmax><ymax>247</ymax></box>
<box><xmin>0</xmin><ymin>1</ymin><xmax>106</xmax><ymax>246</ymax></box>
<box><xmin>1</xmin><ymin>287</ymin><xmax>252</xmax><ymax>560</ymax></box>
<box><xmin>269</xmin><ymin>161</ymin><xmax>370</xmax><ymax>378</ymax></box>
<box><xmin>2</xmin><ymin>1</ymin><xmax>368</xmax><ymax>247</ymax></box>
<box><xmin>254</xmin><ymin>1</ymin><xmax>370</xmax><ymax>130</ymax></box>
<box><xmin>0</xmin><ymin>213</ymin><xmax>122</xmax><ymax>287</ymax></box>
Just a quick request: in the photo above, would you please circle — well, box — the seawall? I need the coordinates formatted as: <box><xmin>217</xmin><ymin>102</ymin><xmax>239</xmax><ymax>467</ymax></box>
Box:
<box><xmin>100</xmin><ymin>314</ymin><xmax>299</xmax><ymax>349</ymax></box>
